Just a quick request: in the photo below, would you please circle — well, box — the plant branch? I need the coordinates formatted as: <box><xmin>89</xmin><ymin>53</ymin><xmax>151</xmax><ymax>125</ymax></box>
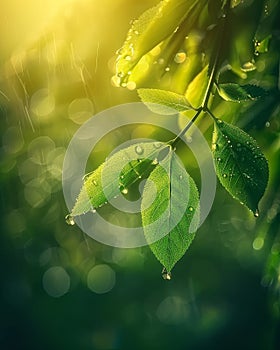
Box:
<box><xmin>169</xmin><ymin>108</ymin><xmax>202</xmax><ymax>148</ymax></box>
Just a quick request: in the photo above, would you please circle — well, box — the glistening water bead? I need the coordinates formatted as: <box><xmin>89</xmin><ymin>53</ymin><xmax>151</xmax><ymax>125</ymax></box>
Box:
<box><xmin>162</xmin><ymin>267</ymin><xmax>171</xmax><ymax>280</ymax></box>
<box><xmin>135</xmin><ymin>145</ymin><xmax>144</xmax><ymax>155</ymax></box>
<box><xmin>65</xmin><ymin>214</ymin><xmax>75</xmax><ymax>226</ymax></box>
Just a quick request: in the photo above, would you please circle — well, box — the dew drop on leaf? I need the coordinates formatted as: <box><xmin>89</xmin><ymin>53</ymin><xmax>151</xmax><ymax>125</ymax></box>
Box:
<box><xmin>222</xmin><ymin>174</ymin><xmax>227</xmax><ymax>178</ymax></box>
<box><xmin>65</xmin><ymin>214</ymin><xmax>75</xmax><ymax>226</ymax></box>
<box><xmin>121</xmin><ymin>188</ymin><xmax>128</xmax><ymax>195</ymax></box>
<box><xmin>125</xmin><ymin>55</ymin><xmax>132</xmax><ymax>61</ymax></box>
<box><xmin>254</xmin><ymin>209</ymin><xmax>260</xmax><ymax>218</ymax></box>
<box><xmin>188</xmin><ymin>206</ymin><xmax>194</xmax><ymax>212</ymax></box>
<box><xmin>92</xmin><ymin>180</ymin><xmax>97</xmax><ymax>186</ymax></box>
<box><xmin>179</xmin><ymin>175</ymin><xmax>183</xmax><ymax>180</ymax></box>
<box><xmin>126</xmin><ymin>81</ymin><xmax>137</xmax><ymax>91</ymax></box>
<box><xmin>135</xmin><ymin>145</ymin><xmax>144</xmax><ymax>155</ymax></box>
<box><xmin>153</xmin><ymin>142</ymin><xmax>162</xmax><ymax>149</ymax></box>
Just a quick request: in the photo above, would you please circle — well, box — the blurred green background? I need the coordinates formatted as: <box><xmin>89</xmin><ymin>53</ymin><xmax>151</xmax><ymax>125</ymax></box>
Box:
<box><xmin>1</xmin><ymin>0</ymin><xmax>280</xmax><ymax>349</ymax></box>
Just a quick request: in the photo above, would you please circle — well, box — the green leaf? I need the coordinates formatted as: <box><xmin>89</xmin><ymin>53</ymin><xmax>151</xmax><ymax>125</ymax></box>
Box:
<box><xmin>71</xmin><ymin>142</ymin><xmax>166</xmax><ymax>216</ymax></box>
<box><xmin>185</xmin><ymin>65</ymin><xmax>209</xmax><ymax>109</ymax></box>
<box><xmin>138</xmin><ymin>88</ymin><xmax>194</xmax><ymax>115</ymax></box>
<box><xmin>255</xmin><ymin>35</ymin><xmax>271</xmax><ymax>54</ymax></box>
<box><xmin>116</xmin><ymin>0</ymin><xmax>201</xmax><ymax>82</ymax></box>
<box><xmin>212</xmin><ymin>119</ymin><xmax>269</xmax><ymax>214</ymax></box>
<box><xmin>141</xmin><ymin>149</ymin><xmax>200</xmax><ymax>274</ymax></box>
<box><xmin>217</xmin><ymin>83</ymin><xmax>267</xmax><ymax>102</ymax></box>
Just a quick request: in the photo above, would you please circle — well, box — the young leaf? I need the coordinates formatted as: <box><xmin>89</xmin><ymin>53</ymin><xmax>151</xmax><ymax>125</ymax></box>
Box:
<box><xmin>217</xmin><ymin>83</ymin><xmax>267</xmax><ymax>102</ymax></box>
<box><xmin>138</xmin><ymin>88</ymin><xmax>194</xmax><ymax>115</ymax></box>
<box><xmin>212</xmin><ymin>119</ymin><xmax>269</xmax><ymax>215</ymax></box>
<box><xmin>185</xmin><ymin>65</ymin><xmax>209</xmax><ymax>109</ymax></box>
<box><xmin>141</xmin><ymin>149</ymin><xmax>200</xmax><ymax>274</ymax></box>
<box><xmin>71</xmin><ymin>142</ymin><xmax>166</xmax><ymax>216</ymax></box>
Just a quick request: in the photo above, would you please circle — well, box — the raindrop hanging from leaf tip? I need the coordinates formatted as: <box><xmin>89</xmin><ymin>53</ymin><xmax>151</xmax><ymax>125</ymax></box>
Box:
<box><xmin>65</xmin><ymin>214</ymin><xmax>75</xmax><ymax>226</ymax></box>
<box><xmin>162</xmin><ymin>267</ymin><xmax>171</xmax><ymax>280</ymax></box>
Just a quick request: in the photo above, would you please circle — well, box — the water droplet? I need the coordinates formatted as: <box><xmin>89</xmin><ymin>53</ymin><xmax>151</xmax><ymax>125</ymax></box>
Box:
<box><xmin>254</xmin><ymin>209</ymin><xmax>259</xmax><ymax>218</ymax></box>
<box><xmin>120</xmin><ymin>175</ymin><xmax>124</xmax><ymax>180</ymax></box>
<box><xmin>91</xmin><ymin>208</ymin><xmax>96</xmax><ymax>213</ymax></box>
<box><xmin>162</xmin><ymin>267</ymin><xmax>171</xmax><ymax>280</ymax></box>
<box><xmin>179</xmin><ymin>175</ymin><xmax>183</xmax><ymax>180</ymax></box>
<box><xmin>138</xmin><ymin>175</ymin><xmax>142</xmax><ymax>179</ymax></box>
<box><xmin>151</xmin><ymin>46</ymin><xmax>161</xmax><ymax>56</ymax></box>
<box><xmin>65</xmin><ymin>214</ymin><xmax>75</xmax><ymax>226</ymax></box>
<box><xmin>92</xmin><ymin>180</ymin><xmax>97</xmax><ymax>186</ymax></box>
<box><xmin>152</xmin><ymin>158</ymin><xmax>158</xmax><ymax>165</ymax></box>
<box><xmin>217</xmin><ymin>119</ymin><xmax>223</xmax><ymax>125</ymax></box>
<box><xmin>122</xmin><ymin>188</ymin><xmax>128</xmax><ymax>195</ymax></box>
<box><xmin>241</xmin><ymin>61</ymin><xmax>256</xmax><ymax>72</ymax></box>
<box><xmin>227</xmin><ymin>140</ymin><xmax>231</xmax><ymax>144</ymax></box>
<box><xmin>222</xmin><ymin>173</ymin><xmax>227</xmax><ymax>178</ymax></box>
<box><xmin>216</xmin><ymin>157</ymin><xmax>222</xmax><ymax>162</ymax></box>
<box><xmin>174</xmin><ymin>52</ymin><xmax>186</xmax><ymax>64</ymax></box>
<box><xmin>135</xmin><ymin>145</ymin><xmax>144</xmax><ymax>155</ymax></box>
<box><xmin>265</xmin><ymin>121</ymin><xmax>270</xmax><ymax>128</ymax></box>
<box><xmin>188</xmin><ymin>206</ymin><xmax>194</xmax><ymax>212</ymax></box>
<box><xmin>165</xmin><ymin>67</ymin><xmax>170</xmax><ymax>72</ymax></box>
<box><xmin>212</xmin><ymin>143</ymin><xmax>217</xmax><ymax>151</ymax></box>
<box><xmin>134</xmin><ymin>30</ymin><xmax>139</xmax><ymax>35</ymax></box>
<box><xmin>126</xmin><ymin>81</ymin><xmax>137</xmax><ymax>90</ymax></box>
<box><xmin>253</xmin><ymin>236</ymin><xmax>264</xmax><ymax>250</ymax></box>
<box><xmin>125</xmin><ymin>55</ymin><xmax>132</xmax><ymax>61</ymax></box>
<box><xmin>264</xmin><ymin>4</ymin><xmax>269</xmax><ymax>15</ymax></box>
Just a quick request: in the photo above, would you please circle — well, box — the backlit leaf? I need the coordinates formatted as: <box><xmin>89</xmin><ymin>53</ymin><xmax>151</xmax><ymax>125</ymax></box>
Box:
<box><xmin>115</xmin><ymin>0</ymin><xmax>202</xmax><ymax>83</ymax></box>
<box><xmin>141</xmin><ymin>149</ymin><xmax>200</xmax><ymax>274</ymax></box>
<box><xmin>138</xmin><ymin>88</ymin><xmax>194</xmax><ymax>115</ymax></box>
<box><xmin>71</xmin><ymin>142</ymin><xmax>166</xmax><ymax>216</ymax></box>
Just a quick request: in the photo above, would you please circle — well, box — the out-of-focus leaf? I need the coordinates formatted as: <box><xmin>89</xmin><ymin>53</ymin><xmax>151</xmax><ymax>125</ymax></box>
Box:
<box><xmin>141</xmin><ymin>149</ymin><xmax>200</xmax><ymax>274</ymax></box>
<box><xmin>115</xmin><ymin>0</ymin><xmax>203</xmax><ymax>84</ymax></box>
<box><xmin>212</xmin><ymin>119</ymin><xmax>269</xmax><ymax>215</ymax></box>
<box><xmin>185</xmin><ymin>65</ymin><xmax>209</xmax><ymax>109</ymax></box>
<box><xmin>138</xmin><ymin>88</ymin><xmax>194</xmax><ymax>115</ymax></box>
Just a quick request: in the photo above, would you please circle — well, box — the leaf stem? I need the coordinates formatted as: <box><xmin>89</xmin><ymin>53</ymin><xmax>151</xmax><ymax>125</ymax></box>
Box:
<box><xmin>169</xmin><ymin>108</ymin><xmax>202</xmax><ymax>148</ymax></box>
